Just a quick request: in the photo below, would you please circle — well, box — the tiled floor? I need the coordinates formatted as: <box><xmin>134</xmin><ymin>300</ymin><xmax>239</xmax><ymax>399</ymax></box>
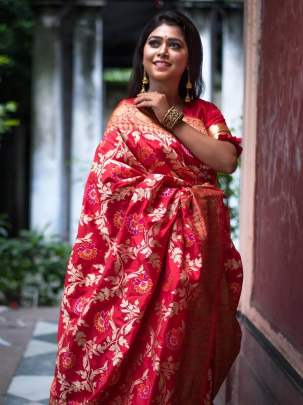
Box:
<box><xmin>4</xmin><ymin>321</ymin><xmax>58</xmax><ymax>405</ymax></box>
<box><xmin>1</xmin><ymin>310</ymin><xmax>223</xmax><ymax>404</ymax></box>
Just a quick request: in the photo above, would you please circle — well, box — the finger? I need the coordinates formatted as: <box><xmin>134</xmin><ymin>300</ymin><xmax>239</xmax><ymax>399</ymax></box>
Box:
<box><xmin>135</xmin><ymin>100</ymin><xmax>154</xmax><ymax>108</ymax></box>
<box><xmin>134</xmin><ymin>96</ymin><xmax>154</xmax><ymax>105</ymax></box>
<box><xmin>135</xmin><ymin>93</ymin><xmax>153</xmax><ymax>101</ymax></box>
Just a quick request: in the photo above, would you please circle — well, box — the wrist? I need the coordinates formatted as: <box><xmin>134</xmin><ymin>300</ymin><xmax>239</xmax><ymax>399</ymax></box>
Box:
<box><xmin>160</xmin><ymin>105</ymin><xmax>184</xmax><ymax>130</ymax></box>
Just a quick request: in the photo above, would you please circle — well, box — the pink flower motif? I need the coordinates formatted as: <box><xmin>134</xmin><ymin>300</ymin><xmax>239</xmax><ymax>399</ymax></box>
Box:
<box><xmin>133</xmin><ymin>274</ymin><xmax>153</xmax><ymax>295</ymax></box>
<box><xmin>165</xmin><ymin>327</ymin><xmax>183</xmax><ymax>351</ymax></box>
<box><xmin>61</xmin><ymin>351</ymin><xmax>75</xmax><ymax>369</ymax></box>
<box><xmin>161</xmin><ymin>188</ymin><xmax>174</xmax><ymax>198</ymax></box>
<box><xmin>184</xmin><ymin>228</ymin><xmax>196</xmax><ymax>247</ymax></box>
<box><xmin>77</xmin><ymin>242</ymin><xmax>97</xmax><ymax>260</ymax></box>
<box><xmin>137</xmin><ymin>381</ymin><xmax>151</xmax><ymax>399</ymax></box>
<box><xmin>94</xmin><ymin>311</ymin><xmax>109</xmax><ymax>333</ymax></box>
<box><xmin>86</xmin><ymin>183</ymin><xmax>99</xmax><ymax>208</ymax></box>
<box><xmin>126</xmin><ymin>213</ymin><xmax>144</xmax><ymax>236</ymax></box>
<box><xmin>73</xmin><ymin>296</ymin><xmax>88</xmax><ymax>315</ymax></box>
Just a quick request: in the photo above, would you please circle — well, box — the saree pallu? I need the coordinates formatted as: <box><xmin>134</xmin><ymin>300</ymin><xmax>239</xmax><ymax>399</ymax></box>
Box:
<box><xmin>50</xmin><ymin>98</ymin><xmax>243</xmax><ymax>405</ymax></box>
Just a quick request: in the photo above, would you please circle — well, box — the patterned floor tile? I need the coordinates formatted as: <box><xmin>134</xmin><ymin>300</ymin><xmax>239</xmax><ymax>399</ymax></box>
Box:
<box><xmin>4</xmin><ymin>321</ymin><xmax>58</xmax><ymax>404</ymax></box>
<box><xmin>16</xmin><ymin>352</ymin><xmax>56</xmax><ymax>376</ymax></box>
<box><xmin>34</xmin><ymin>333</ymin><xmax>57</xmax><ymax>344</ymax></box>
<box><xmin>33</xmin><ymin>321</ymin><xmax>57</xmax><ymax>337</ymax></box>
<box><xmin>23</xmin><ymin>339</ymin><xmax>57</xmax><ymax>358</ymax></box>
<box><xmin>5</xmin><ymin>395</ymin><xmax>44</xmax><ymax>405</ymax></box>
<box><xmin>7</xmin><ymin>375</ymin><xmax>53</xmax><ymax>401</ymax></box>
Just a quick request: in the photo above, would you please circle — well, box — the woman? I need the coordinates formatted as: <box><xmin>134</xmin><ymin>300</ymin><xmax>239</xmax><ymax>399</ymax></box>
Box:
<box><xmin>49</xmin><ymin>10</ymin><xmax>243</xmax><ymax>405</ymax></box>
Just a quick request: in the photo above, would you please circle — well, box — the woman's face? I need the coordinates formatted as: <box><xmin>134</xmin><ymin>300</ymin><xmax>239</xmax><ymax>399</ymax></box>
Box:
<box><xmin>143</xmin><ymin>23</ymin><xmax>189</xmax><ymax>87</ymax></box>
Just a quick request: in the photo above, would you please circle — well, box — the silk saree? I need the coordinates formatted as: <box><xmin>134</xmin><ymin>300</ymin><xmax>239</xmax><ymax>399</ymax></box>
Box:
<box><xmin>49</xmin><ymin>98</ymin><xmax>243</xmax><ymax>404</ymax></box>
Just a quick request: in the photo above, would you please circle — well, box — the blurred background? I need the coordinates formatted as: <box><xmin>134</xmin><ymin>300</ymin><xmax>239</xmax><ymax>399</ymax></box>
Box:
<box><xmin>0</xmin><ymin>0</ymin><xmax>302</xmax><ymax>404</ymax></box>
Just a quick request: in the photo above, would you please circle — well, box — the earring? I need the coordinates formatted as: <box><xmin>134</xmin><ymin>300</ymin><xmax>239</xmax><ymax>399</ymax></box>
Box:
<box><xmin>141</xmin><ymin>69</ymin><xmax>149</xmax><ymax>93</ymax></box>
<box><xmin>185</xmin><ymin>66</ymin><xmax>193</xmax><ymax>103</ymax></box>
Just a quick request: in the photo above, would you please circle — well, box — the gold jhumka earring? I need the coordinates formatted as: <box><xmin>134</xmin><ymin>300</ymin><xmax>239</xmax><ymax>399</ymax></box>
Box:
<box><xmin>140</xmin><ymin>70</ymin><xmax>149</xmax><ymax>93</ymax></box>
<box><xmin>185</xmin><ymin>66</ymin><xmax>193</xmax><ymax>102</ymax></box>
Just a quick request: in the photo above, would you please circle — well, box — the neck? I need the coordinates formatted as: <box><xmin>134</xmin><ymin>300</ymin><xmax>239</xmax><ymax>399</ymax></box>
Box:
<box><xmin>148</xmin><ymin>81</ymin><xmax>182</xmax><ymax>106</ymax></box>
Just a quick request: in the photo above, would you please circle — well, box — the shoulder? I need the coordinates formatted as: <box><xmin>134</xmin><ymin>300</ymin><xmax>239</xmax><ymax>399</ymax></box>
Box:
<box><xmin>107</xmin><ymin>98</ymin><xmax>135</xmax><ymax>120</ymax></box>
<box><xmin>192</xmin><ymin>99</ymin><xmax>226</xmax><ymax>128</ymax></box>
<box><xmin>113</xmin><ymin>97</ymin><xmax>135</xmax><ymax>110</ymax></box>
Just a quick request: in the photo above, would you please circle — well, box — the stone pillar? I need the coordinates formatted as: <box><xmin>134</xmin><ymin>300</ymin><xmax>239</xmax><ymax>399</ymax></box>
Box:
<box><xmin>70</xmin><ymin>6</ymin><xmax>104</xmax><ymax>241</ymax></box>
<box><xmin>221</xmin><ymin>9</ymin><xmax>244</xmax><ymax>134</ymax></box>
<box><xmin>221</xmin><ymin>9</ymin><xmax>244</xmax><ymax>247</ymax></box>
<box><xmin>189</xmin><ymin>9</ymin><xmax>213</xmax><ymax>101</ymax></box>
<box><xmin>30</xmin><ymin>6</ymin><xmax>64</xmax><ymax>237</ymax></box>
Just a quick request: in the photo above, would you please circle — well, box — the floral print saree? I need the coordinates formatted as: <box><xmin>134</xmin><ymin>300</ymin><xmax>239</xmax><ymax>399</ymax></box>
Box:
<box><xmin>49</xmin><ymin>98</ymin><xmax>243</xmax><ymax>405</ymax></box>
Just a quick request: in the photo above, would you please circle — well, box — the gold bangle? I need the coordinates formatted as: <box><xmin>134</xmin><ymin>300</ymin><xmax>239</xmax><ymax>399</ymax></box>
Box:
<box><xmin>160</xmin><ymin>106</ymin><xmax>184</xmax><ymax>130</ymax></box>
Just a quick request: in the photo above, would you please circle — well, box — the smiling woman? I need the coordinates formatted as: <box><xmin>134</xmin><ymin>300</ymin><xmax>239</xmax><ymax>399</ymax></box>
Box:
<box><xmin>143</xmin><ymin>25</ymin><xmax>189</xmax><ymax>91</ymax></box>
<box><xmin>49</xmin><ymin>9</ymin><xmax>243</xmax><ymax>405</ymax></box>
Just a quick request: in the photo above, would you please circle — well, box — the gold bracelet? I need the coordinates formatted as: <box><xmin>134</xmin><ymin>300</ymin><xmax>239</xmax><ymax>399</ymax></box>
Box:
<box><xmin>160</xmin><ymin>106</ymin><xmax>184</xmax><ymax>130</ymax></box>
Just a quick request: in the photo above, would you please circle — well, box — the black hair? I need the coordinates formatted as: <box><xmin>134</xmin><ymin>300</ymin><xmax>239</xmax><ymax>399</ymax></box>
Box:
<box><xmin>128</xmin><ymin>9</ymin><xmax>204</xmax><ymax>100</ymax></box>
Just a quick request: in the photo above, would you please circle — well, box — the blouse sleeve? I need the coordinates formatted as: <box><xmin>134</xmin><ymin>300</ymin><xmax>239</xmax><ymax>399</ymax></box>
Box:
<box><xmin>204</xmin><ymin>102</ymin><xmax>243</xmax><ymax>158</ymax></box>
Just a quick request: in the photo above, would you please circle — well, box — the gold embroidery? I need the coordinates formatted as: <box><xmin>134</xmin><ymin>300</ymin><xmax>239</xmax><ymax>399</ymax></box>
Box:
<box><xmin>208</xmin><ymin>123</ymin><xmax>231</xmax><ymax>139</ymax></box>
<box><xmin>183</xmin><ymin>115</ymin><xmax>208</xmax><ymax>136</ymax></box>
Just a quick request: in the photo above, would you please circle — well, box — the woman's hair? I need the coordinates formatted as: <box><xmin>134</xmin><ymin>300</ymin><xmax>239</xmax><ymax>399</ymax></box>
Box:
<box><xmin>128</xmin><ymin>9</ymin><xmax>204</xmax><ymax>100</ymax></box>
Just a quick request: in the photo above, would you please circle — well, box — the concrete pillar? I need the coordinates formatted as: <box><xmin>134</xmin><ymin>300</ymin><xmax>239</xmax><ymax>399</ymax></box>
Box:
<box><xmin>186</xmin><ymin>8</ymin><xmax>213</xmax><ymax>101</ymax></box>
<box><xmin>221</xmin><ymin>9</ymin><xmax>244</xmax><ymax>134</ymax></box>
<box><xmin>31</xmin><ymin>7</ymin><xmax>64</xmax><ymax>237</ymax></box>
<box><xmin>221</xmin><ymin>9</ymin><xmax>244</xmax><ymax>247</ymax></box>
<box><xmin>70</xmin><ymin>7</ymin><xmax>104</xmax><ymax>241</ymax></box>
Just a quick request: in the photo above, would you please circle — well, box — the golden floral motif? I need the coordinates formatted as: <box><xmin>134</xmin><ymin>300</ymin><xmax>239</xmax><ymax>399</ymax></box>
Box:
<box><xmin>113</xmin><ymin>209</ymin><xmax>124</xmax><ymax>228</ymax></box>
<box><xmin>165</xmin><ymin>326</ymin><xmax>184</xmax><ymax>351</ymax></box>
<box><xmin>93</xmin><ymin>311</ymin><xmax>109</xmax><ymax>333</ymax></box>
<box><xmin>133</xmin><ymin>274</ymin><xmax>153</xmax><ymax>295</ymax></box>
<box><xmin>76</xmin><ymin>242</ymin><xmax>97</xmax><ymax>260</ymax></box>
<box><xmin>126</xmin><ymin>213</ymin><xmax>145</xmax><ymax>236</ymax></box>
<box><xmin>60</xmin><ymin>351</ymin><xmax>75</xmax><ymax>369</ymax></box>
<box><xmin>137</xmin><ymin>381</ymin><xmax>152</xmax><ymax>399</ymax></box>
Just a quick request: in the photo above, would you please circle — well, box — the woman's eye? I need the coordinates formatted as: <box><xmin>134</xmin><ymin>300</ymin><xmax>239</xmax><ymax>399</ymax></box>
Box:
<box><xmin>170</xmin><ymin>42</ymin><xmax>181</xmax><ymax>49</ymax></box>
<box><xmin>148</xmin><ymin>40</ymin><xmax>160</xmax><ymax>47</ymax></box>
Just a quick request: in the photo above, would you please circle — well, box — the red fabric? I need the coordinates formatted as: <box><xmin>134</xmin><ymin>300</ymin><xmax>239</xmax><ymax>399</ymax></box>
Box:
<box><xmin>217</xmin><ymin>133</ymin><xmax>243</xmax><ymax>158</ymax></box>
<box><xmin>50</xmin><ymin>98</ymin><xmax>243</xmax><ymax>405</ymax></box>
<box><xmin>191</xmin><ymin>100</ymin><xmax>243</xmax><ymax>157</ymax></box>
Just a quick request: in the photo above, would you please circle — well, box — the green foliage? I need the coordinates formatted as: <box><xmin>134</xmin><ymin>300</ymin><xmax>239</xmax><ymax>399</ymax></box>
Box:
<box><xmin>0</xmin><ymin>223</ymin><xmax>71</xmax><ymax>306</ymax></box>
<box><xmin>217</xmin><ymin>160</ymin><xmax>241</xmax><ymax>241</ymax></box>
<box><xmin>0</xmin><ymin>0</ymin><xmax>34</xmax><ymax>135</ymax></box>
<box><xmin>0</xmin><ymin>0</ymin><xmax>33</xmax><ymax>82</ymax></box>
<box><xmin>0</xmin><ymin>101</ymin><xmax>20</xmax><ymax>137</ymax></box>
<box><xmin>104</xmin><ymin>68</ymin><xmax>132</xmax><ymax>84</ymax></box>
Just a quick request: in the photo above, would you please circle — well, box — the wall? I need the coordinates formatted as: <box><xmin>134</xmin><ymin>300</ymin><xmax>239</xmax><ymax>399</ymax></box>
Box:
<box><xmin>232</xmin><ymin>0</ymin><xmax>303</xmax><ymax>403</ymax></box>
<box><xmin>253</xmin><ymin>0</ymin><xmax>303</xmax><ymax>353</ymax></box>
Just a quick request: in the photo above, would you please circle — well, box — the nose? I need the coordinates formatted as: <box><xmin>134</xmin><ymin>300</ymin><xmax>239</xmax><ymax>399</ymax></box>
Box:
<box><xmin>157</xmin><ymin>41</ymin><xmax>169</xmax><ymax>57</ymax></box>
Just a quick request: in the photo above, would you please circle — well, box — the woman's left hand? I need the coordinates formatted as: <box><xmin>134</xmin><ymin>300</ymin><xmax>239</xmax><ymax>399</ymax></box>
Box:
<box><xmin>134</xmin><ymin>92</ymin><xmax>170</xmax><ymax>123</ymax></box>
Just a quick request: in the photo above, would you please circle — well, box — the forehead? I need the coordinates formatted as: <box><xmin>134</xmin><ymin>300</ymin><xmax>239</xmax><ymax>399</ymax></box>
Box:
<box><xmin>148</xmin><ymin>23</ymin><xmax>185</xmax><ymax>40</ymax></box>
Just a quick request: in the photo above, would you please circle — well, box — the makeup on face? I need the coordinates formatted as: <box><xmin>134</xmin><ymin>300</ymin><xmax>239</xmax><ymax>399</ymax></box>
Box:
<box><xmin>143</xmin><ymin>24</ymin><xmax>188</xmax><ymax>81</ymax></box>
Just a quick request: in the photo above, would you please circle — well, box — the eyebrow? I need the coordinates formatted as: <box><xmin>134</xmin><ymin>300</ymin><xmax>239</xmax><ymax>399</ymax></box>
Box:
<box><xmin>147</xmin><ymin>35</ymin><xmax>184</xmax><ymax>43</ymax></box>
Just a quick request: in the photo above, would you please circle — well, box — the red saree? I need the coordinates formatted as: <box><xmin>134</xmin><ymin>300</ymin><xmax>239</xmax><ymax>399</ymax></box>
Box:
<box><xmin>49</xmin><ymin>98</ymin><xmax>243</xmax><ymax>405</ymax></box>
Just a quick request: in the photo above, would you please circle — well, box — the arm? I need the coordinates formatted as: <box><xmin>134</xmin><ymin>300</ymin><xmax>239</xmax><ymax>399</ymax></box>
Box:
<box><xmin>171</xmin><ymin>120</ymin><xmax>238</xmax><ymax>174</ymax></box>
<box><xmin>134</xmin><ymin>92</ymin><xmax>242</xmax><ymax>174</ymax></box>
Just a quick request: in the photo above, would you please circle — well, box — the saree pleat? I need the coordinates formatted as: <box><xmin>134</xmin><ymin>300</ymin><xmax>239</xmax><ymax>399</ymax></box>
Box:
<box><xmin>49</xmin><ymin>98</ymin><xmax>243</xmax><ymax>405</ymax></box>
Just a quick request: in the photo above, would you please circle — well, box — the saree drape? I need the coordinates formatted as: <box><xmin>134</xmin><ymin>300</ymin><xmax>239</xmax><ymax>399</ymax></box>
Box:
<box><xmin>49</xmin><ymin>98</ymin><xmax>243</xmax><ymax>405</ymax></box>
